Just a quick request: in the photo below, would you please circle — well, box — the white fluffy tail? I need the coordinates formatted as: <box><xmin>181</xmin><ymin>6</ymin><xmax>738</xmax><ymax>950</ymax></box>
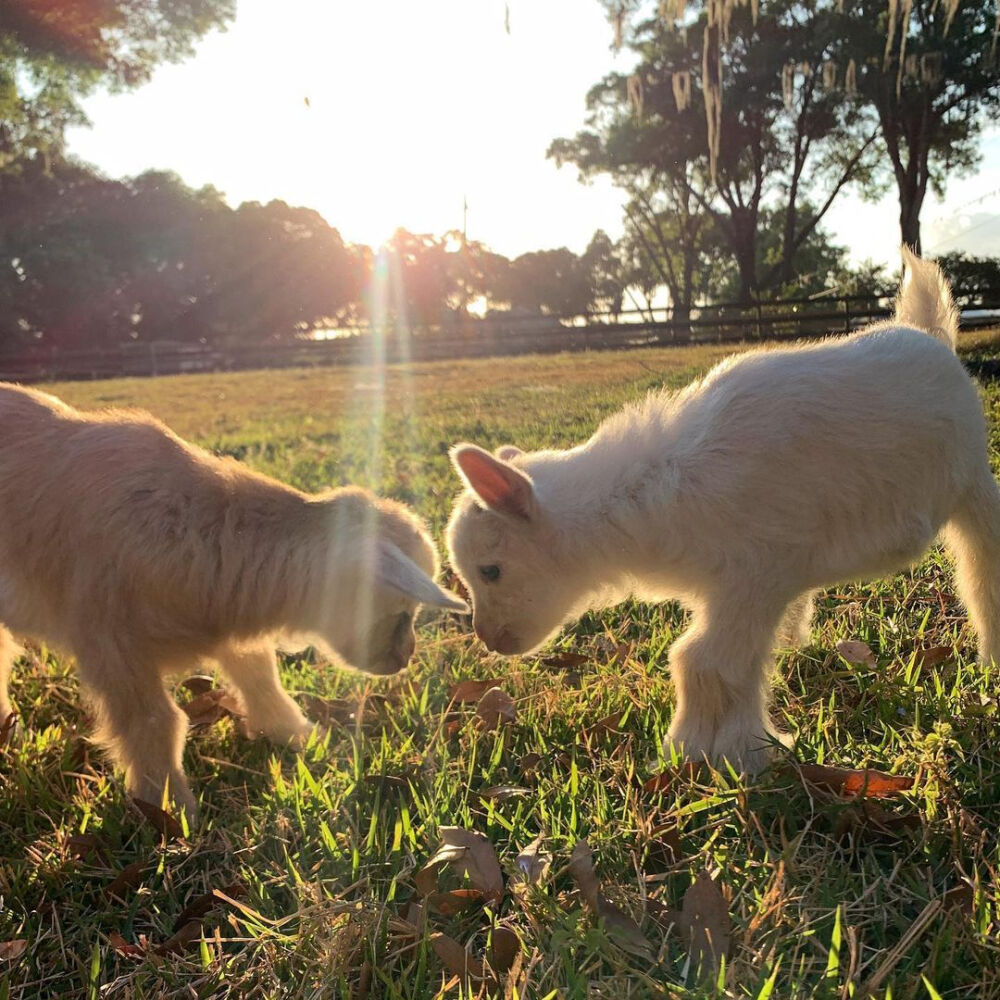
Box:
<box><xmin>895</xmin><ymin>245</ymin><xmax>959</xmax><ymax>351</ymax></box>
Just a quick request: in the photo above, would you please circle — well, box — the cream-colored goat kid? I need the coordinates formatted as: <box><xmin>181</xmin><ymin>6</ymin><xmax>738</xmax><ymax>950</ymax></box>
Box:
<box><xmin>447</xmin><ymin>250</ymin><xmax>998</xmax><ymax>771</ymax></box>
<box><xmin>0</xmin><ymin>389</ymin><xmax>466</xmax><ymax>814</ymax></box>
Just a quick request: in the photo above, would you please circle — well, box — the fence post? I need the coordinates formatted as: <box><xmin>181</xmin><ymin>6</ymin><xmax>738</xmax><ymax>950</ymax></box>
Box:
<box><xmin>844</xmin><ymin>297</ymin><xmax>851</xmax><ymax>333</ymax></box>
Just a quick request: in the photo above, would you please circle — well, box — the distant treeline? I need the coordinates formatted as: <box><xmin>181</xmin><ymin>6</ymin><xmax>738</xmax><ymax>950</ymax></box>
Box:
<box><xmin>2</xmin><ymin>159</ymin><xmax>999</xmax><ymax>354</ymax></box>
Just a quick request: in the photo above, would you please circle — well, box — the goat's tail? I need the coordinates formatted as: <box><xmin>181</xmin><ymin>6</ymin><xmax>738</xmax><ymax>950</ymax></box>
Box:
<box><xmin>895</xmin><ymin>245</ymin><xmax>959</xmax><ymax>351</ymax></box>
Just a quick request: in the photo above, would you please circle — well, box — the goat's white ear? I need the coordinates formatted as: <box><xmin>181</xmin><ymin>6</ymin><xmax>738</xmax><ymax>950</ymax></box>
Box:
<box><xmin>496</xmin><ymin>445</ymin><xmax>522</xmax><ymax>461</ymax></box>
<box><xmin>450</xmin><ymin>443</ymin><xmax>536</xmax><ymax>520</ymax></box>
<box><xmin>376</xmin><ymin>540</ymin><xmax>469</xmax><ymax>612</ymax></box>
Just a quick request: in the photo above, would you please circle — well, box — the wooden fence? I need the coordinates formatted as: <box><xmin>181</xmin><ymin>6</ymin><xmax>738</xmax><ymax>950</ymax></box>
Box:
<box><xmin>2</xmin><ymin>293</ymin><xmax>998</xmax><ymax>384</ymax></box>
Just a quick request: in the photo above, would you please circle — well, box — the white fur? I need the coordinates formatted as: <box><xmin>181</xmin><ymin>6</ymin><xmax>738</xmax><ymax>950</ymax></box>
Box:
<box><xmin>0</xmin><ymin>389</ymin><xmax>465</xmax><ymax>813</ymax></box>
<box><xmin>447</xmin><ymin>250</ymin><xmax>996</xmax><ymax>771</ymax></box>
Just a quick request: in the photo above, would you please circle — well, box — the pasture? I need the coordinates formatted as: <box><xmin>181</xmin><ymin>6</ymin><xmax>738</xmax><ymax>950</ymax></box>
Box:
<box><xmin>2</xmin><ymin>334</ymin><xmax>1000</xmax><ymax>999</ymax></box>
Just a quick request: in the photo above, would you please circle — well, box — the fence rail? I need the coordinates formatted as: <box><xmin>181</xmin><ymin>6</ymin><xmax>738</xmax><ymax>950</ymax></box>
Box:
<box><xmin>2</xmin><ymin>294</ymin><xmax>998</xmax><ymax>384</ymax></box>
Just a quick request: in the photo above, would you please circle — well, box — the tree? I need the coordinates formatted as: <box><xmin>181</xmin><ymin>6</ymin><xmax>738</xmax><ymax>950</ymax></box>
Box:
<box><xmin>553</xmin><ymin>0</ymin><xmax>881</xmax><ymax>304</ymax></box>
<box><xmin>0</xmin><ymin>0</ymin><xmax>235</xmax><ymax>166</ymax></box>
<box><xmin>837</xmin><ymin>0</ymin><xmax>1000</xmax><ymax>250</ymax></box>
<box><xmin>935</xmin><ymin>251</ymin><xmax>1000</xmax><ymax>305</ymax></box>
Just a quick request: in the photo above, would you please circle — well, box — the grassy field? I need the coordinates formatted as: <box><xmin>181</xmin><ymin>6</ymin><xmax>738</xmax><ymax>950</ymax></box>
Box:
<box><xmin>3</xmin><ymin>334</ymin><xmax>1000</xmax><ymax>999</ymax></box>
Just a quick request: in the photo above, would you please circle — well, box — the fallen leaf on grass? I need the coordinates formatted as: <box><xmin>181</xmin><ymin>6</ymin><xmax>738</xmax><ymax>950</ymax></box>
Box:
<box><xmin>66</xmin><ymin>832</ymin><xmax>107</xmax><ymax>863</ymax></box>
<box><xmin>178</xmin><ymin>675</ymin><xmax>215</xmax><ymax>697</ymax></box>
<box><xmin>943</xmin><ymin>882</ymin><xmax>975</xmax><ymax>915</ymax></box>
<box><xmin>514</xmin><ymin>834</ymin><xmax>552</xmax><ymax>886</ymax></box>
<box><xmin>476</xmin><ymin>687</ymin><xmax>517</xmax><ymax>731</ymax></box>
<box><xmin>182</xmin><ymin>688</ymin><xmax>242</xmax><ymax>727</ymax></box>
<box><xmin>541</xmin><ymin>651</ymin><xmax>589</xmax><ymax>669</ymax></box>
<box><xmin>156</xmin><ymin>920</ymin><xmax>203</xmax><ymax>956</ymax></box>
<box><xmin>430</xmin><ymin>932</ymin><xmax>485</xmax><ymax>981</ymax></box>
<box><xmin>568</xmin><ymin>840</ymin><xmax>654</xmax><ymax>958</ymax></box>
<box><xmin>798</xmin><ymin>764</ymin><xmax>914</xmax><ymax>799</ymax></box>
<box><xmin>0</xmin><ymin>940</ymin><xmax>26</xmax><ymax>962</ymax></box>
<box><xmin>581</xmin><ymin>710</ymin><xmax>625</xmax><ymax>742</ymax></box>
<box><xmin>415</xmin><ymin>827</ymin><xmax>504</xmax><ymax>902</ymax></box>
<box><xmin>450</xmin><ymin>678</ymin><xmax>503</xmax><ymax>703</ymax></box>
<box><xmin>132</xmin><ymin>799</ymin><xmax>185</xmax><ymax>839</ymax></box>
<box><xmin>108</xmin><ymin>931</ymin><xmax>145</xmax><ymax>958</ymax></box>
<box><xmin>488</xmin><ymin>926</ymin><xmax>521</xmax><ymax>976</ymax></box>
<box><xmin>105</xmin><ymin>860</ymin><xmax>149</xmax><ymax>899</ymax></box>
<box><xmin>914</xmin><ymin>645</ymin><xmax>952</xmax><ymax>667</ymax></box>
<box><xmin>479</xmin><ymin>784</ymin><xmax>530</xmax><ymax>801</ymax></box>
<box><xmin>834</xmin><ymin>639</ymin><xmax>876</xmax><ymax>667</ymax></box>
<box><xmin>172</xmin><ymin>884</ymin><xmax>246</xmax><ymax>931</ymax></box>
<box><xmin>427</xmin><ymin>889</ymin><xmax>485</xmax><ymax>916</ymax></box>
<box><xmin>834</xmin><ymin>801</ymin><xmax>921</xmax><ymax>843</ymax></box>
<box><xmin>642</xmin><ymin>761</ymin><xmax>704</xmax><ymax>796</ymax></box>
<box><xmin>518</xmin><ymin>752</ymin><xmax>542</xmax><ymax>775</ymax></box>
<box><xmin>675</xmin><ymin>871</ymin><xmax>731</xmax><ymax>978</ymax></box>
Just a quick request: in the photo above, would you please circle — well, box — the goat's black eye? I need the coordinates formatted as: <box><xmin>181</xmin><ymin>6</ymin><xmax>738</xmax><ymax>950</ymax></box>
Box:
<box><xmin>479</xmin><ymin>564</ymin><xmax>501</xmax><ymax>583</ymax></box>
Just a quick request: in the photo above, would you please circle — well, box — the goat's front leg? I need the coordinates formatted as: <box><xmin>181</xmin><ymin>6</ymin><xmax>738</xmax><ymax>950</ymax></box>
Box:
<box><xmin>211</xmin><ymin>642</ymin><xmax>314</xmax><ymax>748</ymax></box>
<box><xmin>76</xmin><ymin>642</ymin><xmax>195</xmax><ymax>815</ymax></box>
<box><xmin>665</xmin><ymin>588</ymin><xmax>792</xmax><ymax>773</ymax></box>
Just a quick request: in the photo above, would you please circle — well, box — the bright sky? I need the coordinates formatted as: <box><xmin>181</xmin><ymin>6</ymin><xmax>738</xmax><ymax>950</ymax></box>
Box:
<box><xmin>66</xmin><ymin>0</ymin><xmax>1000</xmax><ymax>267</ymax></box>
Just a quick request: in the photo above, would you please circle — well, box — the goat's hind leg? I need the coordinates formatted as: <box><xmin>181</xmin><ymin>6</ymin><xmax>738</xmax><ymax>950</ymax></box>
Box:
<box><xmin>776</xmin><ymin>590</ymin><xmax>816</xmax><ymax>648</ymax></box>
<box><xmin>944</xmin><ymin>473</ymin><xmax>1000</xmax><ymax>667</ymax></box>
<box><xmin>211</xmin><ymin>642</ymin><xmax>314</xmax><ymax>747</ymax></box>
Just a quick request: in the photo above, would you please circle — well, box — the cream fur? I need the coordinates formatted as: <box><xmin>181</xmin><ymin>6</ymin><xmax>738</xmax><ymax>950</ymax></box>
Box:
<box><xmin>447</xmin><ymin>249</ymin><xmax>995</xmax><ymax>771</ymax></box>
<box><xmin>0</xmin><ymin>388</ymin><xmax>465</xmax><ymax>813</ymax></box>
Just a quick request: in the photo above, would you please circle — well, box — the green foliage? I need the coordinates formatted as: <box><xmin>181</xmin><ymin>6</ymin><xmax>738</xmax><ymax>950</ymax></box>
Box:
<box><xmin>0</xmin><ymin>0</ymin><xmax>235</xmax><ymax>165</ymax></box>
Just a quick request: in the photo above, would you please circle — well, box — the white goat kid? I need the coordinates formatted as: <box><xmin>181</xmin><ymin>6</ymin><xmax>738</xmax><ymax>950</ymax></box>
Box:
<box><xmin>0</xmin><ymin>389</ymin><xmax>466</xmax><ymax>814</ymax></box>
<box><xmin>447</xmin><ymin>249</ymin><xmax>999</xmax><ymax>772</ymax></box>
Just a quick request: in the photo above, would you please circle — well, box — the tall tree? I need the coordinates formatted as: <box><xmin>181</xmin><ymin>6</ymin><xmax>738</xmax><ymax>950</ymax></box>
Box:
<box><xmin>837</xmin><ymin>0</ymin><xmax>1000</xmax><ymax>250</ymax></box>
<box><xmin>553</xmin><ymin>0</ymin><xmax>881</xmax><ymax>304</ymax></box>
<box><xmin>0</xmin><ymin>0</ymin><xmax>235</xmax><ymax>166</ymax></box>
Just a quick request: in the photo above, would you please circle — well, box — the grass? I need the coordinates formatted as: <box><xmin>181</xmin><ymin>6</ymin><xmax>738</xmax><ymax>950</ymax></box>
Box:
<box><xmin>3</xmin><ymin>333</ymin><xmax>1000</xmax><ymax>999</ymax></box>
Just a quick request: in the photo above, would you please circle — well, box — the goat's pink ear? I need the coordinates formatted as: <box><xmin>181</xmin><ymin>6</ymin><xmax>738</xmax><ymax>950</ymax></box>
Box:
<box><xmin>495</xmin><ymin>445</ymin><xmax>522</xmax><ymax>461</ymax></box>
<box><xmin>451</xmin><ymin>443</ymin><xmax>535</xmax><ymax>520</ymax></box>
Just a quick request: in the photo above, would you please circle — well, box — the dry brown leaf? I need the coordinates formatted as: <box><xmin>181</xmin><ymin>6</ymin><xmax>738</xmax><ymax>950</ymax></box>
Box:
<box><xmin>835</xmin><ymin>639</ymin><xmax>876</xmax><ymax>667</ymax></box>
<box><xmin>514</xmin><ymin>834</ymin><xmax>552</xmax><ymax>885</ymax></box>
<box><xmin>416</xmin><ymin>827</ymin><xmax>504</xmax><ymax>902</ymax></box>
<box><xmin>479</xmin><ymin>785</ymin><xmax>530</xmax><ymax>801</ymax></box>
<box><xmin>678</xmin><ymin>871</ymin><xmax>731</xmax><ymax>978</ymax></box>
<box><xmin>156</xmin><ymin>919</ymin><xmax>203</xmax><ymax>956</ymax></box>
<box><xmin>0</xmin><ymin>940</ymin><xmax>27</xmax><ymax>962</ymax></box>
<box><xmin>108</xmin><ymin>931</ymin><xmax>145</xmax><ymax>958</ymax></box>
<box><xmin>914</xmin><ymin>645</ymin><xmax>952</xmax><ymax>667</ymax></box>
<box><xmin>450</xmin><ymin>678</ymin><xmax>503</xmax><ymax>703</ymax></box>
<box><xmin>429</xmin><ymin>932</ymin><xmax>485</xmax><ymax>981</ymax></box>
<box><xmin>105</xmin><ymin>859</ymin><xmax>149</xmax><ymax>899</ymax></box>
<box><xmin>798</xmin><ymin>764</ymin><xmax>914</xmax><ymax>798</ymax></box>
<box><xmin>541</xmin><ymin>651</ymin><xmax>589</xmax><ymax>668</ymax></box>
<box><xmin>172</xmin><ymin>884</ymin><xmax>246</xmax><ymax>931</ymax></box>
<box><xmin>67</xmin><ymin>832</ymin><xmax>106</xmax><ymax>863</ymax></box>
<box><xmin>568</xmin><ymin>840</ymin><xmax>654</xmax><ymax>957</ymax></box>
<box><xmin>426</xmin><ymin>889</ymin><xmax>485</xmax><ymax>916</ymax></box>
<box><xmin>182</xmin><ymin>688</ymin><xmax>242</xmax><ymax>727</ymax></box>
<box><xmin>581</xmin><ymin>710</ymin><xmax>625</xmax><ymax>742</ymax></box>
<box><xmin>179</xmin><ymin>675</ymin><xmax>215</xmax><ymax>696</ymax></box>
<box><xmin>488</xmin><ymin>926</ymin><xmax>521</xmax><ymax>976</ymax></box>
<box><xmin>476</xmin><ymin>687</ymin><xmax>517</xmax><ymax>731</ymax></box>
<box><xmin>834</xmin><ymin>801</ymin><xmax>921</xmax><ymax>843</ymax></box>
<box><xmin>132</xmin><ymin>799</ymin><xmax>185</xmax><ymax>839</ymax></box>
<box><xmin>642</xmin><ymin>761</ymin><xmax>703</xmax><ymax>796</ymax></box>
<box><xmin>518</xmin><ymin>752</ymin><xmax>542</xmax><ymax>775</ymax></box>
<box><xmin>943</xmin><ymin>882</ymin><xmax>975</xmax><ymax>915</ymax></box>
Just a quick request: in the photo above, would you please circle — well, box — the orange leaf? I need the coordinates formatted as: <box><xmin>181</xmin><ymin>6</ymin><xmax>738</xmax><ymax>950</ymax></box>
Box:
<box><xmin>132</xmin><ymin>799</ymin><xmax>185</xmax><ymax>839</ymax></box>
<box><xmin>798</xmin><ymin>764</ymin><xmax>914</xmax><ymax>798</ymax></box>
<box><xmin>450</xmin><ymin>678</ymin><xmax>503</xmax><ymax>703</ymax></box>
<box><xmin>108</xmin><ymin>931</ymin><xmax>144</xmax><ymax>958</ymax></box>
<box><xmin>0</xmin><ymin>940</ymin><xmax>26</xmax><ymax>962</ymax></box>
<box><xmin>541</xmin><ymin>651</ymin><xmax>589</xmax><ymax>668</ymax></box>
<box><xmin>427</xmin><ymin>888</ymin><xmax>485</xmax><ymax>916</ymax></box>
